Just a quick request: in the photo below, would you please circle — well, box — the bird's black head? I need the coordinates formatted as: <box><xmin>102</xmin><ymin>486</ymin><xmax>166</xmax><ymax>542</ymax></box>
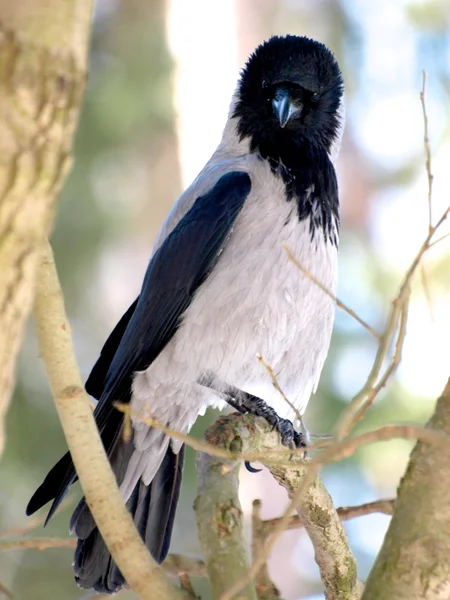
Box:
<box><xmin>233</xmin><ymin>35</ymin><xmax>344</xmax><ymax>160</ymax></box>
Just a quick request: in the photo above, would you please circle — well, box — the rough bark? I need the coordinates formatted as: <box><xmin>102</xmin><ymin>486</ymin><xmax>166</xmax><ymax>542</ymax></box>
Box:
<box><xmin>0</xmin><ymin>0</ymin><xmax>92</xmax><ymax>455</ymax></box>
<box><xmin>363</xmin><ymin>379</ymin><xmax>450</xmax><ymax>599</ymax></box>
<box><xmin>269</xmin><ymin>464</ymin><xmax>363</xmax><ymax>600</ymax></box>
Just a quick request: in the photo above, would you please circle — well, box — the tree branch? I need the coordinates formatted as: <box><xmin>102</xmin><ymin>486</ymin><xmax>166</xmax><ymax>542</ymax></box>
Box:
<box><xmin>33</xmin><ymin>240</ymin><xmax>187</xmax><ymax>600</ymax></box>
<box><xmin>269</xmin><ymin>464</ymin><xmax>364</xmax><ymax>600</ymax></box>
<box><xmin>262</xmin><ymin>499</ymin><xmax>394</xmax><ymax>536</ymax></box>
<box><xmin>0</xmin><ymin>535</ymin><xmax>206</xmax><ymax>577</ymax></box>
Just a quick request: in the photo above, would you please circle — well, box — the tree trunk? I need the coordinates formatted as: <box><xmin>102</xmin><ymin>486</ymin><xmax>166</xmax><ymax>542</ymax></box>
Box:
<box><xmin>0</xmin><ymin>0</ymin><xmax>92</xmax><ymax>455</ymax></box>
<box><xmin>363</xmin><ymin>379</ymin><xmax>450</xmax><ymax>599</ymax></box>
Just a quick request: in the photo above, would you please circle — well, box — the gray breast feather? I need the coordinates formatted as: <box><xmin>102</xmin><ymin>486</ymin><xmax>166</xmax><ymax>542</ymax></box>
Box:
<box><xmin>120</xmin><ymin>151</ymin><xmax>338</xmax><ymax>499</ymax></box>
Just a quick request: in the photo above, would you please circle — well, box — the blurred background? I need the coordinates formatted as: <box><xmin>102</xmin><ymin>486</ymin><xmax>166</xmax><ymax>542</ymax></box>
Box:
<box><xmin>2</xmin><ymin>0</ymin><xmax>450</xmax><ymax>598</ymax></box>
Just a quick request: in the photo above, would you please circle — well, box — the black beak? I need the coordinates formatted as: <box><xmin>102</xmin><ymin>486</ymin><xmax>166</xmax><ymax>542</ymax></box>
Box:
<box><xmin>272</xmin><ymin>90</ymin><xmax>302</xmax><ymax>128</ymax></box>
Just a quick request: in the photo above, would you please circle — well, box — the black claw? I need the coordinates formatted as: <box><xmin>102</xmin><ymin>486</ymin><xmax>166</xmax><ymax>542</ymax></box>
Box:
<box><xmin>293</xmin><ymin>431</ymin><xmax>306</xmax><ymax>449</ymax></box>
<box><xmin>245</xmin><ymin>461</ymin><xmax>262</xmax><ymax>473</ymax></box>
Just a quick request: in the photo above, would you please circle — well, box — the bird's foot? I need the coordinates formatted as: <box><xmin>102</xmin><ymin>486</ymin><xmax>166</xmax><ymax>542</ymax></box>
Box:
<box><xmin>221</xmin><ymin>388</ymin><xmax>305</xmax><ymax>472</ymax></box>
<box><xmin>242</xmin><ymin>396</ymin><xmax>305</xmax><ymax>449</ymax></box>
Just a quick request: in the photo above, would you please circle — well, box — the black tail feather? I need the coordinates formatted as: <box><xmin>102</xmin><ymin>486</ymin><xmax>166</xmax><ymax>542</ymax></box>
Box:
<box><xmin>72</xmin><ymin>443</ymin><xmax>185</xmax><ymax>593</ymax></box>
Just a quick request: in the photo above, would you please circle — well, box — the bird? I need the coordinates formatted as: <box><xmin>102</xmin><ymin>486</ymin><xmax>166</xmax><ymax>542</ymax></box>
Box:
<box><xmin>27</xmin><ymin>34</ymin><xmax>344</xmax><ymax>593</ymax></box>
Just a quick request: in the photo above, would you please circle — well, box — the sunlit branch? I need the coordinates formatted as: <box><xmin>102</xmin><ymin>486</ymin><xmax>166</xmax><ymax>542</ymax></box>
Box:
<box><xmin>420</xmin><ymin>70</ymin><xmax>433</xmax><ymax>232</ymax></box>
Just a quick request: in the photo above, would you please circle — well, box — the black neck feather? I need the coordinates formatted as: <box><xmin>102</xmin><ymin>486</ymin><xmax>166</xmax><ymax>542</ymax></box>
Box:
<box><xmin>259</xmin><ymin>138</ymin><xmax>339</xmax><ymax>246</ymax></box>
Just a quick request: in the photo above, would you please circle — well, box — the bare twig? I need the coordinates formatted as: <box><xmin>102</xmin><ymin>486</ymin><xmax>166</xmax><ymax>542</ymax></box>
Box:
<box><xmin>262</xmin><ymin>498</ymin><xmax>395</xmax><ymax>536</ymax></box>
<box><xmin>333</xmin><ymin>296</ymin><xmax>408</xmax><ymax>438</ymax></box>
<box><xmin>257</xmin><ymin>353</ymin><xmax>301</xmax><ymax>423</ymax></box>
<box><xmin>33</xmin><ymin>240</ymin><xmax>186</xmax><ymax>600</ymax></box>
<box><xmin>0</xmin><ymin>498</ymin><xmax>73</xmax><ymax>539</ymax></box>
<box><xmin>0</xmin><ymin>536</ymin><xmax>206</xmax><ymax>577</ymax></box>
<box><xmin>348</xmin><ymin>293</ymin><xmax>410</xmax><ymax>430</ymax></box>
<box><xmin>163</xmin><ymin>555</ymin><xmax>206</xmax><ymax>578</ymax></box>
<box><xmin>0</xmin><ymin>580</ymin><xmax>14</xmax><ymax>600</ymax></box>
<box><xmin>283</xmin><ymin>245</ymin><xmax>381</xmax><ymax>341</ymax></box>
<box><xmin>335</xmin><ymin>78</ymin><xmax>450</xmax><ymax>438</ymax></box>
<box><xmin>115</xmin><ymin>403</ymin><xmax>251</xmax><ymax>460</ymax></box>
<box><xmin>117</xmin><ymin>403</ymin><xmax>450</xmax><ymax>468</ymax></box>
<box><xmin>420</xmin><ymin>70</ymin><xmax>433</xmax><ymax>232</ymax></box>
<box><xmin>428</xmin><ymin>231</ymin><xmax>450</xmax><ymax>249</ymax></box>
<box><xmin>0</xmin><ymin>538</ymin><xmax>76</xmax><ymax>552</ymax></box>
<box><xmin>179</xmin><ymin>574</ymin><xmax>196</xmax><ymax>597</ymax></box>
<box><xmin>396</xmin><ymin>205</ymin><xmax>449</xmax><ymax>302</ymax></box>
<box><xmin>115</xmin><ymin>403</ymin><xmax>301</xmax><ymax>466</ymax></box>
<box><xmin>317</xmin><ymin>423</ymin><xmax>450</xmax><ymax>464</ymax></box>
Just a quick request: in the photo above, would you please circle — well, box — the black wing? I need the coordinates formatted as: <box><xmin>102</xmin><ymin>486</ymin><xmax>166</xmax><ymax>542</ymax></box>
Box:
<box><xmin>27</xmin><ymin>170</ymin><xmax>251</xmax><ymax>519</ymax></box>
<box><xmin>85</xmin><ymin>298</ymin><xmax>139</xmax><ymax>401</ymax></box>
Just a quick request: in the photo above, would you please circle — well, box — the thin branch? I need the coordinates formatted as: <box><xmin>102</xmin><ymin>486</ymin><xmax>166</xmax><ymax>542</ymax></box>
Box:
<box><xmin>115</xmin><ymin>403</ymin><xmax>265</xmax><ymax>462</ymax></box>
<box><xmin>333</xmin><ymin>295</ymin><xmax>408</xmax><ymax>438</ymax></box>
<box><xmin>33</xmin><ymin>240</ymin><xmax>186</xmax><ymax>600</ymax></box>
<box><xmin>428</xmin><ymin>231</ymin><xmax>450</xmax><ymax>249</ymax></box>
<box><xmin>117</xmin><ymin>404</ymin><xmax>450</xmax><ymax>468</ymax></box>
<box><xmin>0</xmin><ymin>580</ymin><xmax>14</xmax><ymax>600</ymax></box>
<box><xmin>262</xmin><ymin>498</ymin><xmax>395</xmax><ymax>536</ymax></box>
<box><xmin>396</xmin><ymin>204</ymin><xmax>450</xmax><ymax>302</ymax></box>
<box><xmin>420</xmin><ymin>70</ymin><xmax>433</xmax><ymax>232</ymax></box>
<box><xmin>116</xmin><ymin>403</ymin><xmax>298</xmax><ymax>466</ymax></box>
<box><xmin>179</xmin><ymin>574</ymin><xmax>196</xmax><ymax>598</ymax></box>
<box><xmin>319</xmin><ymin>424</ymin><xmax>450</xmax><ymax>466</ymax></box>
<box><xmin>163</xmin><ymin>555</ymin><xmax>206</xmax><ymax>578</ymax></box>
<box><xmin>0</xmin><ymin>535</ymin><xmax>206</xmax><ymax>577</ymax></box>
<box><xmin>0</xmin><ymin>498</ymin><xmax>73</xmax><ymax>539</ymax></box>
<box><xmin>257</xmin><ymin>353</ymin><xmax>302</xmax><ymax>423</ymax></box>
<box><xmin>0</xmin><ymin>538</ymin><xmax>76</xmax><ymax>551</ymax></box>
<box><xmin>349</xmin><ymin>293</ymin><xmax>410</xmax><ymax>429</ymax></box>
<box><xmin>283</xmin><ymin>244</ymin><xmax>381</xmax><ymax>341</ymax></box>
<box><xmin>335</xmin><ymin>76</ymin><xmax>450</xmax><ymax>437</ymax></box>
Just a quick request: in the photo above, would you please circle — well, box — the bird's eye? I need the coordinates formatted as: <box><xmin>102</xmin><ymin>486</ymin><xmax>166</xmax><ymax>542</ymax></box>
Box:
<box><xmin>311</xmin><ymin>92</ymin><xmax>320</xmax><ymax>103</ymax></box>
<box><xmin>262</xmin><ymin>79</ymin><xmax>267</xmax><ymax>89</ymax></box>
